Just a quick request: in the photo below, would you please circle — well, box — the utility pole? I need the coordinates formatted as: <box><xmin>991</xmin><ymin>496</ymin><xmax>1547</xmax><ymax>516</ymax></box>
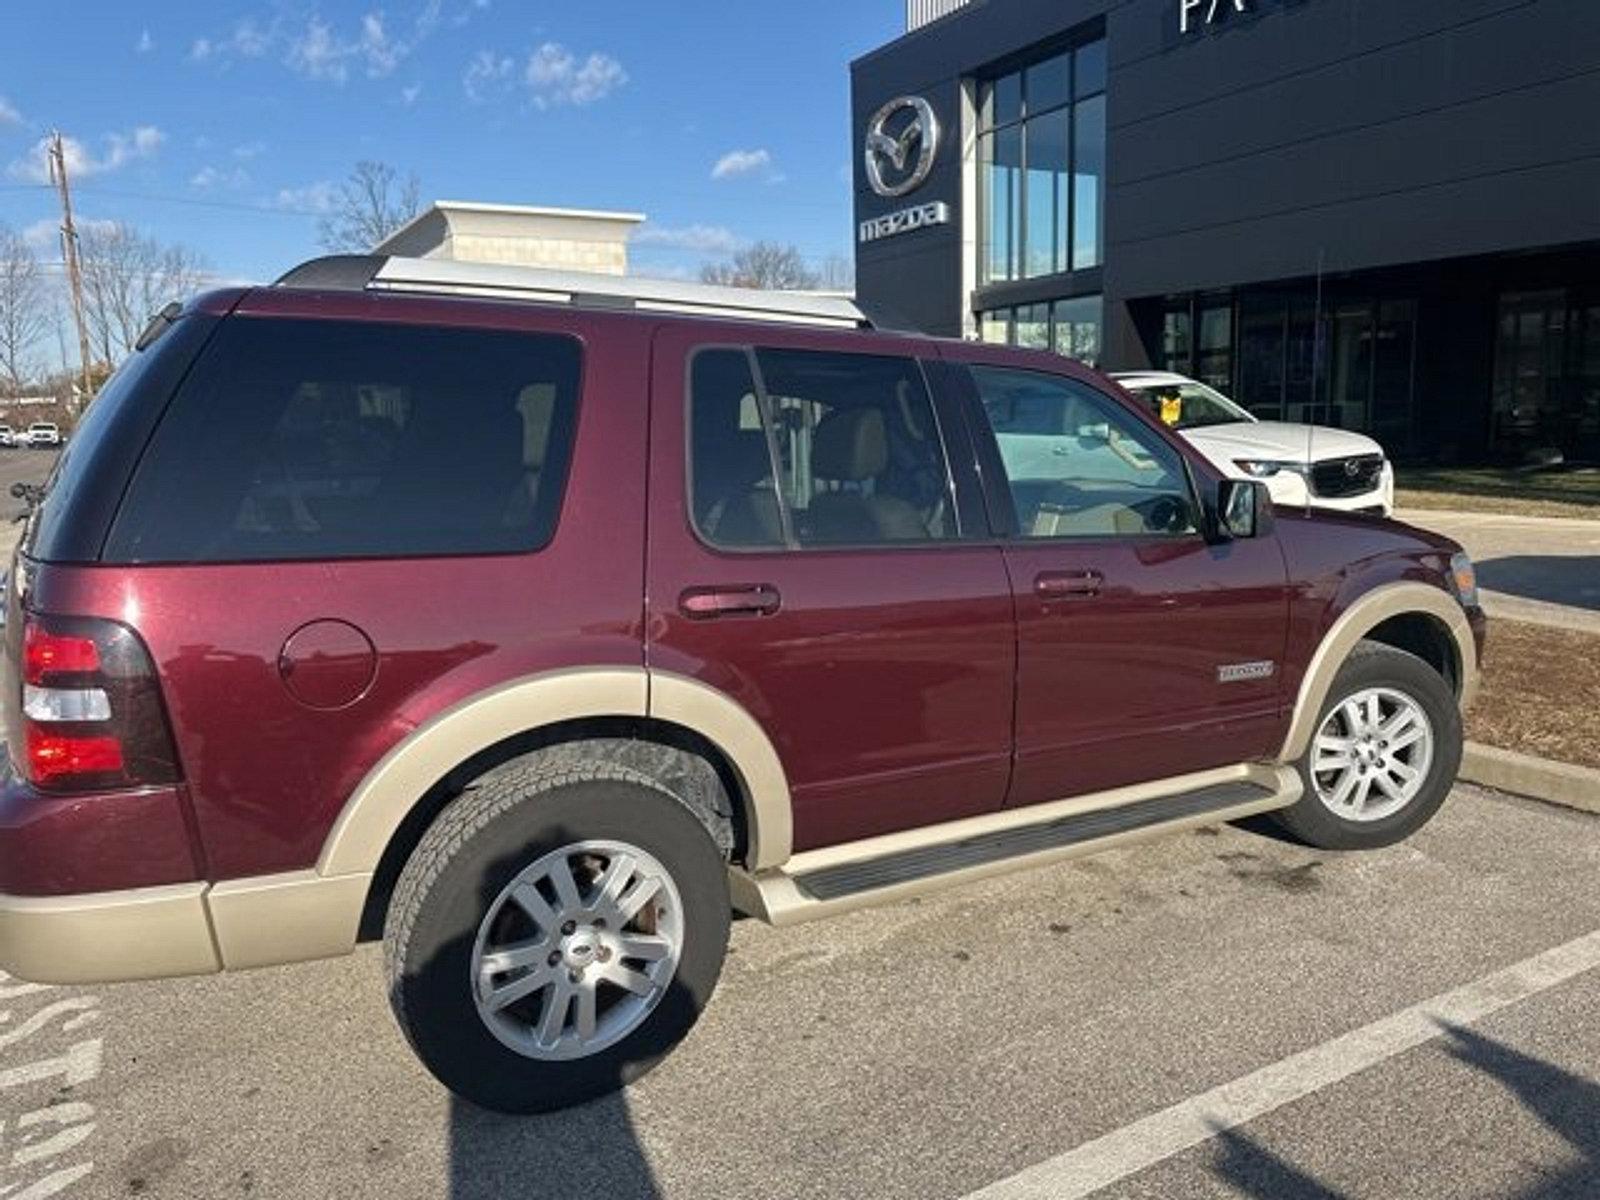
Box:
<box><xmin>47</xmin><ymin>132</ymin><xmax>94</xmax><ymax>411</ymax></box>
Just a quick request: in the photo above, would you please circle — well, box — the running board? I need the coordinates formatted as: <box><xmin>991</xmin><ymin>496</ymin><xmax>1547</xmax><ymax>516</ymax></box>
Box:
<box><xmin>728</xmin><ymin>763</ymin><xmax>1300</xmax><ymax>926</ymax></box>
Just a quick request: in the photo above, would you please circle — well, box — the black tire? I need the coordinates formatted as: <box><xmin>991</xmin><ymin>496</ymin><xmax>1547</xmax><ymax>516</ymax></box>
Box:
<box><xmin>1269</xmin><ymin>640</ymin><xmax>1462</xmax><ymax>851</ymax></box>
<box><xmin>383</xmin><ymin>756</ymin><xmax>730</xmax><ymax>1114</ymax></box>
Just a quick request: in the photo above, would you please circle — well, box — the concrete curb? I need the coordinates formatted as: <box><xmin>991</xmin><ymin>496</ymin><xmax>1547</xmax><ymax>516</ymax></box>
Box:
<box><xmin>1461</xmin><ymin>742</ymin><xmax>1600</xmax><ymax>815</ymax></box>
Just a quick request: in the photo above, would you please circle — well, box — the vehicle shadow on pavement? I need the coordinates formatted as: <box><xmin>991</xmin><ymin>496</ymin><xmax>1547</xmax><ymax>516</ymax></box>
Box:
<box><xmin>1437</xmin><ymin>1020</ymin><xmax>1600</xmax><ymax>1199</ymax></box>
<box><xmin>1202</xmin><ymin>1022</ymin><xmax>1600</xmax><ymax>1199</ymax></box>
<box><xmin>448</xmin><ymin>1096</ymin><xmax>661</xmax><ymax>1200</ymax></box>
<box><xmin>1476</xmin><ymin>555</ymin><xmax>1600</xmax><ymax>612</ymax></box>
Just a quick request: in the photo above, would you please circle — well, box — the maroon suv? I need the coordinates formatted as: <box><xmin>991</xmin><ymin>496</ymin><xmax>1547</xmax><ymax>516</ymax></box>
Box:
<box><xmin>0</xmin><ymin>256</ymin><xmax>1484</xmax><ymax>1113</ymax></box>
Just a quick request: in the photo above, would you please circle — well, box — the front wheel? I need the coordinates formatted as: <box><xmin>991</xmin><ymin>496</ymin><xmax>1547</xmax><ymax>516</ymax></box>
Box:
<box><xmin>1271</xmin><ymin>641</ymin><xmax>1463</xmax><ymax>850</ymax></box>
<box><xmin>384</xmin><ymin>757</ymin><xmax>730</xmax><ymax>1114</ymax></box>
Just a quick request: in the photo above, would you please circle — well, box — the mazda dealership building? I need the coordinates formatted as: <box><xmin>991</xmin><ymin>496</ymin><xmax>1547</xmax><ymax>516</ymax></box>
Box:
<box><xmin>852</xmin><ymin>0</ymin><xmax>1600</xmax><ymax>462</ymax></box>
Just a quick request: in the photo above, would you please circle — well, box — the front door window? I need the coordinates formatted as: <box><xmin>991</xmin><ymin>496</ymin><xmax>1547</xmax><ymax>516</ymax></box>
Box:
<box><xmin>972</xmin><ymin>366</ymin><xmax>1197</xmax><ymax>539</ymax></box>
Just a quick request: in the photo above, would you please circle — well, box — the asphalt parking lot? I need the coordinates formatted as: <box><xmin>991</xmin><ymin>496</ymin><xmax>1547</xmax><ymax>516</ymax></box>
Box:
<box><xmin>4</xmin><ymin>783</ymin><xmax>1597</xmax><ymax>1199</ymax></box>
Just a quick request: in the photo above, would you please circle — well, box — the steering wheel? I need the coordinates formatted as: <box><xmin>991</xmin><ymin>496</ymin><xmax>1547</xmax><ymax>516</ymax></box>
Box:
<box><xmin>1144</xmin><ymin>494</ymin><xmax>1189</xmax><ymax>533</ymax></box>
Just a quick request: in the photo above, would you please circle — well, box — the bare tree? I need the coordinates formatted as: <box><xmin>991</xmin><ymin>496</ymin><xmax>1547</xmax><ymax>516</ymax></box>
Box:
<box><xmin>817</xmin><ymin>254</ymin><xmax>856</xmax><ymax>293</ymax></box>
<box><xmin>78</xmin><ymin>223</ymin><xmax>211</xmax><ymax>366</ymax></box>
<box><xmin>0</xmin><ymin>224</ymin><xmax>50</xmax><ymax>391</ymax></box>
<box><xmin>318</xmin><ymin>161</ymin><xmax>423</xmax><ymax>252</ymax></box>
<box><xmin>700</xmin><ymin>242</ymin><xmax>822</xmax><ymax>291</ymax></box>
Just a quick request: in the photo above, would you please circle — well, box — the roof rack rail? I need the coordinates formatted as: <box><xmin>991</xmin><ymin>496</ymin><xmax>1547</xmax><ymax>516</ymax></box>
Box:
<box><xmin>274</xmin><ymin>254</ymin><xmax>885</xmax><ymax>331</ymax></box>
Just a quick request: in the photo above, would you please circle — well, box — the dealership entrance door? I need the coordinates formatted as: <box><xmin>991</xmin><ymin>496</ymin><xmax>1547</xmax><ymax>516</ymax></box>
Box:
<box><xmin>1326</xmin><ymin>300</ymin><xmax>1418</xmax><ymax>454</ymax></box>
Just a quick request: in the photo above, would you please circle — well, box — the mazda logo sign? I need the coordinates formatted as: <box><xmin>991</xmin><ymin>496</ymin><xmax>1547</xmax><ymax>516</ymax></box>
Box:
<box><xmin>864</xmin><ymin>95</ymin><xmax>939</xmax><ymax>198</ymax></box>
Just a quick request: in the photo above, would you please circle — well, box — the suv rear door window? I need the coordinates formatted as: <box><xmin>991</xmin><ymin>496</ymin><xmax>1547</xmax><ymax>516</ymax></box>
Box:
<box><xmin>106</xmin><ymin>317</ymin><xmax>581</xmax><ymax>563</ymax></box>
<box><xmin>690</xmin><ymin>347</ymin><xmax>958</xmax><ymax>549</ymax></box>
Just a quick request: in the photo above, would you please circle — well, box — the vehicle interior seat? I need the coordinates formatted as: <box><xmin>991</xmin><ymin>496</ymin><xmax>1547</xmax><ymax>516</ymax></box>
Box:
<box><xmin>804</xmin><ymin>406</ymin><xmax>928</xmax><ymax>543</ymax></box>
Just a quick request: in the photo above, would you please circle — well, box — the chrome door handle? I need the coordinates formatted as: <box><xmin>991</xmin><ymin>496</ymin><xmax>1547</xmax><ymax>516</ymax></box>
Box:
<box><xmin>679</xmin><ymin>584</ymin><xmax>782</xmax><ymax>619</ymax></box>
<box><xmin>1034</xmin><ymin>570</ymin><xmax>1103</xmax><ymax>600</ymax></box>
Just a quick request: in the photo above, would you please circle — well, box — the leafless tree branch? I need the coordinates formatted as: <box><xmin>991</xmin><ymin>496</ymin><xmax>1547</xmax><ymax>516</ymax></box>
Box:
<box><xmin>78</xmin><ymin>223</ymin><xmax>211</xmax><ymax>366</ymax></box>
<box><xmin>317</xmin><ymin>161</ymin><xmax>423</xmax><ymax>252</ymax></box>
<box><xmin>0</xmin><ymin>224</ymin><xmax>50</xmax><ymax>391</ymax></box>
<box><xmin>700</xmin><ymin>242</ymin><xmax>823</xmax><ymax>291</ymax></box>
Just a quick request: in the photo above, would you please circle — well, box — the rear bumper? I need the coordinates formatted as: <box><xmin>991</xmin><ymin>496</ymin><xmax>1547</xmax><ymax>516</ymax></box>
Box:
<box><xmin>0</xmin><ymin>870</ymin><xmax>373</xmax><ymax>985</ymax></box>
<box><xmin>0</xmin><ymin>882</ymin><xmax>220</xmax><ymax>984</ymax></box>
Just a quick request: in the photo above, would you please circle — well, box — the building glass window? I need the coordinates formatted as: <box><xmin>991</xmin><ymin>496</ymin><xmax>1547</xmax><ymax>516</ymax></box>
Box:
<box><xmin>1072</xmin><ymin>94</ymin><xmax>1106</xmax><ymax>271</ymax></box>
<box><xmin>1075</xmin><ymin>39</ymin><xmax>1107</xmax><ymax>99</ymax></box>
<box><xmin>1053</xmin><ymin>296</ymin><xmax>1101</xmax><ymax>364</ymax></box>
<box><xmin>976</xmin><ymin>296</ymin><xmax>1103</xmax><ymax>369</ymax></box>
<box><xmin>1024</xmin><ymin>110</ymin><xmax>1070</xmax><ymax>277</ymax></box>
<box><xmin>984</xmin><ymin>125</ymin><xmax>1023</xmax><ymax>283</ymax></box>
<box><xmin>1197</xmin><ymin>302</ymin><xmax>1234</xmax><ymax>393</ymax></box>
<box><xmin>1237</xmin><ymin>294</ymin><xmax>1288</xmax><ymax>420</ymax></box>
<box><xmin>1015</xmin><ymin>303</ymin><xmax>1051</xmax><ymax>350</ymax></box>
<box><xmin>978</xmin><ymin>35</ymin><xmax>1106</xmax><ymax>286</ymax></box>
<box><xmin>1161</xmin><ymin>306</ymin><xmax>1193</xmax><ymax>375</ymax></box>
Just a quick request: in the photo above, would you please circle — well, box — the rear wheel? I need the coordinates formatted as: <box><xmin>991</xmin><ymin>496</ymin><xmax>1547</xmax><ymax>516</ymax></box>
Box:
<box><xmin>1272</xmin><ymin>641</ymin><xmax>1462</xmax><ymax>850</ymax></box>
<box><xmin>384</xmin><ymin>757</ymin><xmax>729</xmax><ymax>1113</ymax></box>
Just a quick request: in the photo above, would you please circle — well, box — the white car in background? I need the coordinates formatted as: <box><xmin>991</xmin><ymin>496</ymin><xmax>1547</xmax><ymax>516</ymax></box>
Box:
<box><xmin>1112</xmin><ymin>371</ymin><xmax>1394</xmax><ymax>517</ymax></box>
<box><xmin>24</xmin><ymin>422</ymin><xmax>61</xmax><ymax>449</ymax></box>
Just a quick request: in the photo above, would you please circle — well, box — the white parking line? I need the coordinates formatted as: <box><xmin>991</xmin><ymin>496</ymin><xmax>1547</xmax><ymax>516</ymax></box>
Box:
<box><xmin>963</xmin><ymin>928</ymin><xmax>1600</xmax><ymax>1200</ymax></box>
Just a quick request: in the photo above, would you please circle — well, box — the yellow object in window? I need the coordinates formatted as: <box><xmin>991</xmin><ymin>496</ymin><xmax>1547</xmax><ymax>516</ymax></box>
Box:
<box><xmin>1159</xmin><ymin>395</ymin><xmax>1183</xmax><ymax>427</ymax></box>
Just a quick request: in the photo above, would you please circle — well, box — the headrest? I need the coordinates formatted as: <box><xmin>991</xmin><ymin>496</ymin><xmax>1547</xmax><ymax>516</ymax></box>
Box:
<box><xmin>813</xmin><ymin>407</ymin><xmax>887</xmax><ymax>481</ymax></box>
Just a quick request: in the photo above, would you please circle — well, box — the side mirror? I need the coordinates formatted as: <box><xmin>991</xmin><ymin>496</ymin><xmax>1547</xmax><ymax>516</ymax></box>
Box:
<box><xmin>1216</xmin><ymin>479</ymin><xmax>1275</xmax><ymax>540</ymax></box>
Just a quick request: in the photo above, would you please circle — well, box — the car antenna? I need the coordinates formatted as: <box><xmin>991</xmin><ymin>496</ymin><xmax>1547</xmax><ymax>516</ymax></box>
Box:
<box><xmin>1306</xmin><ymin>247</ymin><xmax>1325</xmax><ymax>519</ymax></box>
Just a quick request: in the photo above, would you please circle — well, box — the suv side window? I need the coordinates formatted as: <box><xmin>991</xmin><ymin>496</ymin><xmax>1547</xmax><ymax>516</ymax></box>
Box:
<box><xmin>691</xmin><ymin>347</ymin><xmax>958</xmax><ymax>549</ymax></box>
<box><xmin>970</xmin><ymin>366</ymin><xmax>1197</xmax><ymax>539</ymax></box>
<box><xmin>106</xmin><ymin>317</ymin><xmax>581</xmax><ymax>563</ymax></box>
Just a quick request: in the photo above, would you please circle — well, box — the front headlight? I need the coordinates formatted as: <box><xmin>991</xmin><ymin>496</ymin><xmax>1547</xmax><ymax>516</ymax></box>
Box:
<box><xmin>1235</xmin><ymin>459</ymin><xmax>1306</xmax><ymax>479</ymax></box>
<box><xmin>1449</xmin><ymin>551</ymin><xmax>1479</xmax><ymax>608</ymax></box>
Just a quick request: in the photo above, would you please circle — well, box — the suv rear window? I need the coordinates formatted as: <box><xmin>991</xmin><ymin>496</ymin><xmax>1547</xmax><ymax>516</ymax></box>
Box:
<box><xmin>106</xmin><ymin>316</ymin><xmax>581</xmax><ymax>563</ymax></box>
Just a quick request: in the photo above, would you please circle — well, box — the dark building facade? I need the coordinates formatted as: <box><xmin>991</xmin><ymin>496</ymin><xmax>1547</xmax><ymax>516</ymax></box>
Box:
<box><xmin>851</xmin><ymin>0</ymin><xmax>1600</xmax><ymax>462</ymax></box>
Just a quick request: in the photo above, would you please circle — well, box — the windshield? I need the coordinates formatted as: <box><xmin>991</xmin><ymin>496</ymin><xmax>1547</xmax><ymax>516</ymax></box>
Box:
<box><xmin>1125</xmin><ymin>381</ymin><xmax>1254</xmax><ymax>431</ymax></box>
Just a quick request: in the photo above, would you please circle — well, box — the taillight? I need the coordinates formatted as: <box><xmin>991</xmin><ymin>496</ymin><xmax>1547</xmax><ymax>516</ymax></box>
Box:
<box><xmin>11</xmin><ymin>615</ymin><xmax>180</xmax><ymax>792</ymax></box>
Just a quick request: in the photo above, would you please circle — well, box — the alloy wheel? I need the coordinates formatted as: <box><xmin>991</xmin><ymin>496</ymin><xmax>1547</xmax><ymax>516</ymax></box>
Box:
<box><xmin>1310</xmin><ymin>686</ymin><xmax>1435</xmax><ymax>823</ymax></box>
<box><xmin>470</xmin><ymin>840</ymin><xmax>684</xmax><ymax>1062</ymax></box>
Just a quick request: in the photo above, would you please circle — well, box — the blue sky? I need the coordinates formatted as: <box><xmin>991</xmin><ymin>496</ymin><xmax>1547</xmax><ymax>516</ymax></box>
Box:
<box><xmin>0</xmin><ymin>1</ymin><xmax>900</xmax><ymax>299</ymax></box>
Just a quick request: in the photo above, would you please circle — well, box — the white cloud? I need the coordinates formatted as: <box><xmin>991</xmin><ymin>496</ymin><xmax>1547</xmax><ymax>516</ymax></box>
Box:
<box><xmin>189</xmin><ymin>37</ymin><xmax>215</xmax><ymax>62</ymax></box>
<box><xmin>21</xmin><ymin>219</ymin><xmax>58</xmax><ymax>251</ymax></box>
<box><xmin>191</xmin><ymin>164</ymin><xmax>250</xmax><ymax>190</ymax></box>
<box><xmin>0</xmin><ymin>97</ymin><xmax>20</xmax><ymax>127</ymax></box>
<box><xmin>401</xmin><ymin>83</ymin><xmax>423</xmax><ymax>107</ymax></box>
<box><xmin>525</xmin><ymin>42</ymin><xmax>626</xmax><ymax>108</ymax></box>
<box><xmin>22</xmin><ymin>216</ymin><xmax>118</xmax><ymax>252</ymax></box>
<box><xmin>275</xmin><ymin>181</ymin><xmax>338</xmax><ymax>213</ymax></box>
<box><xmin>359</xmin><ymin>13</ymin><xmax>404</xmax><ymax>77</ymax></box>
<box><xmin>464</xmin><ymin>49</ymin><xmax>514</xmax><ymax>101</ymax></box>
<box><xmin>634</xmin><ymin>223</ymin><xmax>746</xmax><ymax>255</ymax></box>
<box><xmin>135</xmin><ymin>29</ymin><xmax>154</xmax><ymax>54</ymax></box>
<box><xmin>232</xmin><ymin>18</ymin><xmax>272</xmax><ymax>58</ymax></box>
<box><xmin>287</xmin><ymin>16</ymin><xmax>351</xmax><ymax>82</ymax></box>
<box><xmin>6</xmin><ymin>126</ymin><xmax>164</xmax><ymax>183</ymax></box>
<box><xmin>711</xmin><ymin>148</ymin><xmax>773</xmax><ymax>181</ymax></box>
<box><xmin>232</xmin><ymin>140</ymin><xmax>266</xmax><ymax>161</ymax></box>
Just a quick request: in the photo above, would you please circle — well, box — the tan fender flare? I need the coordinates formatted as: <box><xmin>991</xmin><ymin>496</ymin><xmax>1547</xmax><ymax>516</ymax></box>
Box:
<box><xmin>317</xmin><ymin>666</ymin><xmax>793</xmax><ymax>878</ymax></box>
<box><xmin>1279</xmin><ymin>581</ymin><xmax>1479</xmax><ymax>764</ymax></box>
<box><xmin>318</xmin><ymin>667</ymin><xmax>646</xmax><ymax>877</ymax></box>
<box><xmin>650</xmin><ymin>671</ymin><xmax>793</xmax><ymax>871</ymax></box>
